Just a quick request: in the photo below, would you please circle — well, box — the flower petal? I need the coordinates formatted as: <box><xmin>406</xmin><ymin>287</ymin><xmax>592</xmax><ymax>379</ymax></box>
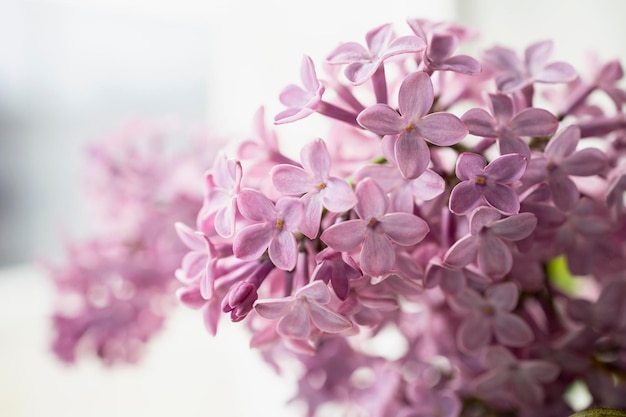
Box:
<box><xmin>254</xmin><ymin>298</ymin><xmax>293</xmax><ymax>319</ymax></box>
<box><xmin>357</xmin><ymin>104</ymin><xmax>405</xmax><ymax>135</ymax></box>
<box><xmin>321</xmin><ymin>220</ymin><xmax>367</xmax><ymax>252</ymax></box>
<box><xmin>269</xmin><ymin>230</ymin><xmax>298</xmax><ymax>270</ymax></box>
<box><xmin>449</xmin><ymin>181</ymin><xmax>482</xmax><ymax>215</ymax></box>
<box><xmin>297</xmin><ymin>280</ymin><xmax>331</xmax><ymax>304</ymax></box>
<box><xmin>381</xmin><ymin>213</ymin><xmax>430</xmax><ymax>245</ymax></box>
<box><xmin>457</xmin><ymin>314</ymin><xmax>492</xmax><ymax>352</ymax></box>
<box><xmin>418</xmin><ymin>112</ymin><xmax>468</xmax><ymax>146</ymax></box>
<box><xmin>277</xmin><ymin>304</ymin><xmax>310</xmax><ymax>339</ymax></box>
<box><xmin>237</xmin><ymin>189</ymin><xmax>275</xmax><ymax>222</ymax></box>
<box><xmin>395</xmin><ymin>133</ymin><xmax>430</xmax><ymax>180</ymax></box>
<box><xmin>399</xmin><ymin>71</ymin><xmax>434</xmax><ymax>119</ymax></box>
<box><xmin>301</xmin><ymin>138</ymin><xmax>330</xmax><ymax>181</ymax></box>
<box><xmin>271</xmin><ymin>164</ymin><xmax>314</xmax><ymax>194</ymax></box>
<box><xmin>233</xmin><ymin>223</ymin><xmax>273</xmax><ymax>261</ymax></box>
<box><xmin>477</xmin><ymin>233</ymin><xmax>512</xmax><ymax>278</ymax></box>
<box><xmin>455</xmin><ymin>152</ymin><xmax>486</xmax><ymax>180</ymax></box>
<box><xmin>361</xmin><ymin>231</ymin><xmax>395</xmax><ymax>276</ymax></box>
<box><xmin>444</xmin><ymin>235</ymin><xmax>478</xmax><ymax>269</ymax></box>
<box><xmin>493</xmin><ymin>312</ymin><xmax>534</xmax><ymax>347</ymax></box>
<box><xmin>483</xmin><ymin>183</ymin><xmax>520</xmax><ymax>215</ymax></box>
<box><xmin>322</xmin><ymin>177</ymin><xmax>357</xmax><ymax>212</ymax></box>
<box><xmin>484</xmin><ymin>153</ymin><xmax>527</xmax><ymax>183</ymax></box>
<box><xmin>308</xmin><ymin>303</ymin><xmax>352</xmax><ymax>333</ymax></box>
<box><xmin>509</xmin><ymin>108</ymin><xmax>558</xmax><ymax>137</ymax></box>
<box><xmin>461</xmin><ymin>108</ymin><xmax>498</xmax><ymax>137</ymax></box>
<box><xmin>355</xmin><ymin>178</ymin><xmax>388</xmax><ymax>219</ymax></box>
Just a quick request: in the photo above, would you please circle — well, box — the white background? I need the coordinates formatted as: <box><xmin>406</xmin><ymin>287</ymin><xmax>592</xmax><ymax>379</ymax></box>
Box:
<box><xmin>1</xmin><ymin>0</ymin><xmax>625</xmax><ymax>416</ymax></box>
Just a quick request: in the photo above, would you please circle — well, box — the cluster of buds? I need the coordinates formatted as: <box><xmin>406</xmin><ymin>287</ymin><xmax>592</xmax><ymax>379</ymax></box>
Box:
<box><xmin>175</xmin><ymin>19</ymin><xmax>626</xmax><ymax>417</ymax></box>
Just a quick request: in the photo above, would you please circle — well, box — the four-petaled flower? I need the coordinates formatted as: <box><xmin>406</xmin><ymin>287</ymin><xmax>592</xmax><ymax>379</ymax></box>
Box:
<box><xmin>449</xmin><ymin>282</ymin><xmax>534</xmax><ymax>352</ymax></box>
<box><xmin>233</xmin><ymin>190</ymin><xmax>303</xmax><ymax>271</ymax></box>
<box><xmin>357</xmin><ymin>71</ymin><xmax>467</xmax><ymax>179</ymax></box>
<box><xmin>461</xmin><ymin>93</ymin><xmax>558</xmax><ymax>158</ymax></box>
<box><xmin>254</xmin><ymin>280</ymin><xmax>352</xmax><ymax>339</ymax></box>
<box><xmin>321</xmin><ymin>178</ymin><xmax>429</xmax><ymax>277</ymax></box>
<box><xmin>174</xmin><ymin>222</ymin><xmax>217</xmax><ymax>299</ymax></box>
<box><xmin>271</xmin><ymin>138</ymin><xmax>357</xmax><ymax>239</ymax></box>
<box><xmin>444</xmin><ymin>207</ymin><xmax>537</xmax><ymax>278</ymax></box>
<box><xmin>523</xmin><ymin>125</ymin><xmax>608</xmax><ymax>211</ymax></box>
<box><xmin>275</xmin><ymin>55</ymin><xmax>325</xmax><ymax>124</ymax></box>
<box><xmin>326</xmin><ymin>23</ymin><xmax>425</xmax><ymax>85</ymax></box>
<box><xmin>450</xmin><ymin>152</ymin><xmax>527</xmax><ymax>215</ymax></box>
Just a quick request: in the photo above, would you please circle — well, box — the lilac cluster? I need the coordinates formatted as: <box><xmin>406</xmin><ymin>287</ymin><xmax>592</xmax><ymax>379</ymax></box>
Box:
<box><xmin>48</xmin><ymin>122</ymin><xmax>212</xmax><ymax>364</ymax></box>
<box><xmin>174</xmin><ymin>20</ymin><xmax>626</xmax><ymax>416</ymax></box>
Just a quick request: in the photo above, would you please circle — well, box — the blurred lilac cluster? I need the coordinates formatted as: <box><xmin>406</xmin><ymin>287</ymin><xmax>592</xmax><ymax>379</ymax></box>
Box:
<box><xmin>48</xmin><ymin>122</ymin><xmax>212</xmax><ymax>364</ymax></box>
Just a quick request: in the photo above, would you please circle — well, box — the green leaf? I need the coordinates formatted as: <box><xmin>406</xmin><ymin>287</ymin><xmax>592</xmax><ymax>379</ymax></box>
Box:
<box><xmin>571</xmin><ymin>408</ymin><xmax>626</xmax><ymax>417</ymax></box>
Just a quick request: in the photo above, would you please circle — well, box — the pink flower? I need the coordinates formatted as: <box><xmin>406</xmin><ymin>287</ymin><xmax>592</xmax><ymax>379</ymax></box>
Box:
<box><xmin>524</xmin><ymin>125</ymin><xmax>607</xmax><ymax>211</ymax></box>
<box><xmin>449</xmin><ymin>152</ymin><xmax>527</xmax><ymax>215</ymax></box>
<box><xmin>174</xmin><ymin>222</ymin><xmax>216</xmax><ymax>299</ymax></box>
<box><xmin>254</xmin><ymin>281</ymin><xmax>352</xmax><ymax>339</ymax></box>
<box><xmin>444</xmin><ymin>207</ymin><xmax>537</xmax><ymax>278</ymax></box>
<box><xmin>450</xmin><ymin>282</ymin><xmax>534</xmax><ymax>352</ymax></box>
<box><xmin>320</xmin><ymin>178</ymin><xmax>429</xmax><ymax>277</ymax></box>
<box><xmin>233</xmin><ymin>190</ymin><xmax>304</xmax><ymax>271</ymax></box>
<box><xmin>275</xmin><ymin>55</ymin><xmax>325</xmax><ymax>124</ymax></box>
<box><xmin>271</xmin><ymin>138</ymin><xmax>357</xmax><ymax>238</ymax></box>
<box><xmin>196</xmin><ymin>153</ymin><xmax>242</xmax><ymax>237</ymax></box>
<box><xmin>326</xmin><ymin>23</ymin><xmax>425</xmax><ymax>85</ymax></box>
<box><xmin>461</xmin><ymin>93</ymin><xmax>558</xmax><ymax>158</ymax></box>
<box><xmin>357</xmin><ymin>71</ymin><xmax>467</xmax><ymax>179</ymax></box>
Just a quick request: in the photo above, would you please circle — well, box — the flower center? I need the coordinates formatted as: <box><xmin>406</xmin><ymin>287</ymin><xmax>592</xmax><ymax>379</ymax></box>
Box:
<box><xmin>318</xmin><ymin>182</ymin><xmax>327</xmax><ymax>190</ymax></box>
<box><xmin>475</xmin><ymin>175</ymin><xmax>487</xmax><ymax>185</ymax></box>
<box><xmin>404</xmin><ymin>123</ymin><xmax>416</xmax><ymax>133</ymax></box>
<box><xmin>367</xmin><ymin>218</ymin><xmax>380</xmax><ymax>229</ymax></box>
<box><xmin>276</xmin><ymin>218</ymin><xmax>284</xmax><ymax>230</ymax></box>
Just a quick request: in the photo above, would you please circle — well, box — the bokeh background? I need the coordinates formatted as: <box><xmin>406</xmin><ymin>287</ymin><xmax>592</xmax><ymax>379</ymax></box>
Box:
<box><xmin>1</xmin><ymin>0</ymin><xmax>624</xmax><ymax>415</ymax></box>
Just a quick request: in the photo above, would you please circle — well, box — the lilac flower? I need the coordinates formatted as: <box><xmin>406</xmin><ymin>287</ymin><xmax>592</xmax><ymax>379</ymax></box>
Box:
<box><xmin>321</xmin><ymin>178</ymin><xmax>429</xmax><ymax>277</ymax></box>
<box><xmin>424</xmin><ymin>258</ymin><xmax>490</xmax><ymax>295</ymax></box>
<box><xmin>449</xmin><ymin>152</ymin><xmax>527</xmax><ymax>215</ymax></box>
<box><xmin>233</xmin><ymin>190</ymin><xmax>304</xmax><ymax>271</ymax></box>
<box><xmin>474</xmin><ymin>346</ymin><xmax>560</xmax><ymax>407</ymax></box>
<box><xmin>461</xmin><ymin>93</ymin><xmax>559</xmax><ymax>158</ymax></box>
<box><xmin>196</xmin><ymin>152</ymin><xmax>242</xmax><ymax>238</ymax></box>
<box><xmin>254</xmin><ymin>281</ymin><xmax>352</xmax><ymax>339</ymax></box>
<box><xmin>450</xmin><ymin>282</ymin><xmax>534</xmax><ymax>352</ymax></box>
<box><xmin>326</xmin><ymin>23</ymin><xmax>425</xmax><ymax>85</ymax></box>
<box><xmin>407</xmin><ymin>19</ymin><xmax>481</xmax><ymax>75</ymax></box>
<box><xmin>176</xmin><ymin>284</ymin><xmax>222</xmax><ymax>336</ymax></box>
<box><xmin>271</xmin><ymin>138</ymin><xmax>357</xmax><ymax>238</ymax></box>
<box><xmin>357</xmin><ymin>71</ymin><xmax>468</xmax><ymax>179</ymax></box>
<box><xmin>275</xmin><ymin>55</ymin><xmax>326</xmax><ymax>124</ymax></box>
<box><xmin>444</xmin><ymin>207</ymin><xmax>537</xmax><ymax>278</ymax></box>
<box><xmin>174</xmin><ymin>222</ymin><xmax>216</xmax><ymax>299</ymax></box>
<box><xmin>523</xmin><ymin>125</ymin><xmax>608</xmax><ymax>211</ymax></box>
<box><xmin>483</xmin><ymin>40</ymin><xmax>577</xmax><ymax>93</ymax></box>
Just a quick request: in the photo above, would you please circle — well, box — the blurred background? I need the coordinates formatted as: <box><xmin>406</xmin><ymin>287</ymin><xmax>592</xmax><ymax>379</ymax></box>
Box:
<box><xmin>1</xmin><ymin>0</ymin><xmax>625</xmax><ymax>416</ymax></box>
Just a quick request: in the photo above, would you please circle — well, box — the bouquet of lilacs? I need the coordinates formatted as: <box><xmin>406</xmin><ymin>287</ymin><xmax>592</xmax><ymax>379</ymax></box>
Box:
<box><xmin>47</xmin><ymin>122</ymin><xmax>213</xmax><ymax>364</ymax></box>
<box><xmin>174</xmin><ymin>19</ymin><xmax>626</xmax><ymax>417</ymax></box>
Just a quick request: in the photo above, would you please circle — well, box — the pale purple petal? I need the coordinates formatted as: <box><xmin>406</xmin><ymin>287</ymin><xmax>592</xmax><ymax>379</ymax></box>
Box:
<box><xmin>549</xmin><ymin>169</ymin><xmax>580</xmax><ymax>211</ymax></box>
<box><xmin>361</xmin><ymin>231</ymin><xmax>395</xmax><ymax>276</ymax></box>
<box><xmin>321</xmin><ymin>220</ymin><xmax>367</xmax><ymax>252</ymax></box>
<box><xmin>461</xmin><ymin>108</ymin><xmax>498</xmax><ymax>137</ymax></box>
<box><xmin>455</xmin><ymin>152</ymin><xmax>486</xmax><ymax>180</ymax></box>
<box><xmin>308</xmin><ymin>303</ymin><xmax>352</xmax><ymax>333</ymax></box>
<box><xmin>214</xmin><ymin>197</ymin><xmax>237</xmax><ymax>238</ymax></box>
<box><xmin>345</xmin><ymin>61</ymin><xmax>380</xmax><ymax>85</ymax></box>
<box><xmin>269</xmin><ymin>230</ymin><xmax>298</xmax><ymax>270</ymax></box>
<box><xmin>545</xmin><ymin>125</ymin><xmax>580</xmax><ymax>161</ymax></box>
<box><xmin>486</xmin><ymin>282</ymin><xmax>519</xmax><ymax>311</ymax></box>
<box><xmin>279</xmin><ymin>84</ymin><xmax>312</xmax><ymax>108</ymax></box>
<box><xmin>395</xmin><ymin>133</ymin><xmax>430</xmax><ymax>180</ymax></box>
<box><xmin>418</xmin><ymin>112</ymin><xmax>468</xmax><ymax>146</ymax></box>
<box><xmin>322</xmin><ymin>177</ymin><xmax>357</xmax><ymax>212</ymax></box>
<box><xmin>203</xmin><ymin>299</ymin><xmax>221</xmax><ymax>336</ymax></box>
<box><xmin>484</xmin><ymin>153</ymin><xmax>527</xmax><ymax>183</ymax></box>
<box><xmin>561</xmin><ymin>148</ymin><xmax>607</xmax><ymax>176</ymax></box>
<box><xmin>499</xmin><ymin>136</ymin><xmax>531</xmax><ymax>159</ymax></box>
<box><xmin>301</xmin><ymin>55</ymin><xmax>321</xmax><ymax>93</ymax></box>
<box><xmin>177</xmin><ymin>286</ymin><xmax>205</xmax><ymax>310</ymax></box>
<box><xmin>300</xmin><ymin>192</ymin><xmax>323</xmax><ymax>239</ymax></box>
<box><xmin>237</xmin><ymin>189</ymin><xmax>276</xmax><ymax>222</ymax></box>
<box><xmin>381</xmin><ymin>35</ymin><xmax>425</xmax><ymax>58</ymax></box>
<box><xmin>357</xmin><ymin>104</ymin><xmax>405</xmax><ymax>135</ymax></box>
<box><xmin>535</xmin><ymin>62</ymin><xmax>577</xmax><ymax>83</ymax></box>
<box><xmin>450</xmin><ymin>287</ymin><xmax>486</xmax><ymax>311</ymax></box>
<box><xmin>301</xmin><ymin>138</ymin><xmax>330</xmax><ymax>181</ymax></box>
<box><xmin>483</xmin><ymin>183</ymin><xmax>520</xmax><ymax>214</ymax></box>
<box><xmin>296</xmin><ymin>280</ymin><xmax>331</xmax><ymax>304</ymax></box>
<box><xmin>274</xmin><ymin>107</ymin><xmax>315</xmax><ymax>124</ymax></box>
<box><xmin>509</xmin><ymin>108</ymin><xmax>558</xmax><ymax>137</ymax></box>
<box><xmin>469</xmin><ymin>207</ymin><xmax>501</xmax><ymax>234</ymax></box>
<box><xmin>399</xmin><ymin>71</ymin><xmax>434</xmax><ymax>119</ymax></box>
<box><xmin>511</xmin><ymin>373</ymin><xmax>544</xmax><ymax>406</ymax></box>
<box><xmin>355</xmin><ymin>179</ymin><xmax>388</xmax><ymax>220</ymax></box>
<box><xmin>271</xmin><ymin>164</ymin><xmax>314</xmax><ymax>194</ymax></box>
<box><xmin>449</xmin><ymin>181</ymin><xmax>483</xmax><ymax>215</ymax></box>
<box><xmin>411</xmin><ymin>169</ymin><xmax>445</xmax><ymax>200</ymax></box>
<box><xmin>277</xmin><ymin>305</ymin><xmax>310</xmax><ymax>339</ymax></box>
<box><xmin>366</xmin><ymin>23</ymin><xmax>392</xmax><ymax>56</ymax></box>
<box><xmin>489</xmin><ymin>94</ymin><xmax>514</xmax><ymax>125</ymax></box>
<box><xmin>475</xmin><ymin>371</ymin><xmax>510</xmax><ymax>395</ymax></box>
<box><xmin>490</xmin><ymin>213</ymin><xmax>537</xmax><ymax>240</ymax></box>
<box><xmin>326</xmin><ymin>42</ymin><xmax>370</xmax><ymax>63</ymax></box>
<box><xmin>175</xmin><ymin>222</ymin><xmax>205</xmax><ymax>251</ymax></box>
<box><xmin>276</xmin><ymin>197</ymin><xmax>304</xmax><ymax>231</ymax></box>
<box><xmin>436</xmin><ymin>54</ymin><xmax>482</xmax><ymax>75</ymax></box>
<box><xmin>254</xmin><ymin>298</ymin><xmax>293</xmax><ymax>319</ymax></box>
<box><xmin>444</xmin><ymin>235</ymin><xmax>479</xmax><ymax>268</ymax></box>
<box><xmin>525</xmin><ymin>41</ymin><xmax>552</xmax><ymax>73</ymax></box>
<box><xmin>493</xmin><ymin>312</ymin><xmax>534</xmax><ymax>347</ymax></box>
<box><xmin>477</xmin><ymin>233</ymin><xmax>512</xmax><ymax>278</ymax></box>
<box><xmin>381</xmin><ymin>213</ymin><xmax>429</xmax><ymax>245</ymax></box>
<box><xmin>354</xmin><ymin>165</ymin><xmax>399</xmax><ymax>192</ymax></box>
<box><xmin>233</xmin><ymin>223</ymin><xmax>273</xmax><ymax>261</ymax></box>
<box><xmin>458</xmin><ymin>314</ymin><xmax>492</xmax><ymax>352</ymax></box>
<box><xmin>485</xmin><ymin>345</ymin><xmax>517</xmax><ymax>367</ymax></box>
